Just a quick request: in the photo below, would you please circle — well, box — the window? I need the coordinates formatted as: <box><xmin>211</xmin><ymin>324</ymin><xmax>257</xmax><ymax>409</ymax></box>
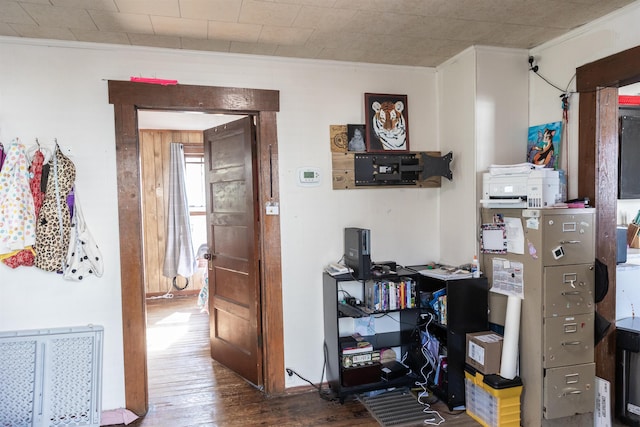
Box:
<box><xmin>184</xmin><ymin>153</ymin><xmax>207</xmax><ymax>254</ymax></box>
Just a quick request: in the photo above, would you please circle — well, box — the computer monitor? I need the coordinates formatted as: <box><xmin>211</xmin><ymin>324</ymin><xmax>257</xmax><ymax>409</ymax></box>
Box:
<box><xmin>344</xmin><ymin>227</ymin><xmax>371</xmax><ymax>280</ymax></box>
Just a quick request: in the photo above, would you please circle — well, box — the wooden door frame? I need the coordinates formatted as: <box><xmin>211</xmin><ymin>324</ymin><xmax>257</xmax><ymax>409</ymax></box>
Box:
<box><xmin>108</xmin><ymin>81</ymin><xmax>284</xmax><ymax>415</ymax></box>
<box><xmin>576</xmin><ymin>45</ymin><xmax>640</xmax><ymax>409</ymax></box>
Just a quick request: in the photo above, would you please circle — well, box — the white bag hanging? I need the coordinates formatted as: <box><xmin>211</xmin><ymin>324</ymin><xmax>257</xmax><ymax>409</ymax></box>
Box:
<box><xmin>63</xmin><ymin>194</ymin><xmax>103</xmax><ymax>281</ymax></box>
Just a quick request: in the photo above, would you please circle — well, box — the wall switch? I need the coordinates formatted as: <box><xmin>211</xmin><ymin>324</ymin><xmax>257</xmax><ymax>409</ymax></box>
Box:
<box><xmin>266</xmin><ymin>201</ymin><xmax>279</xmax><ymax>215</ymax></box>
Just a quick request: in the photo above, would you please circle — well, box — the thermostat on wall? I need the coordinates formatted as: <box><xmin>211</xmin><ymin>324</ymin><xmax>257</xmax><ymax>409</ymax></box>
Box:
<box><xmin>297</xmin><ymin>167</ymin><xmax>321</xmax><ymax>187</ymax></box>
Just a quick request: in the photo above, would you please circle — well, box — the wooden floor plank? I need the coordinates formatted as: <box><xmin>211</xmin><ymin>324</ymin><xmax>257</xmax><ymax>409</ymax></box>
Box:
<box><xmin>111</xmin><ymin>295</ymin><xmax>479</xmax><ymax>426</ymax></box>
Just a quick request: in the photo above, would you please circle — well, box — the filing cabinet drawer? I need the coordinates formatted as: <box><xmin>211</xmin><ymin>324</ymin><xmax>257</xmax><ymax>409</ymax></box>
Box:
<box><xmin>543</xmin><ymin>363</ymin><xmax>595</xmax><ymax>419</ymax></box>
<box><xmin>543</xmin><ymin>313</ymin><xmax>594</xmax><ymax>368</ymax></box>
<box><xmin>543</xmin><ymin>264</ymin><xmax>594</xmax><ymax>317</ymax></box>
<box><xmin>541</xmin><ymin>213</ymin><xmax>595</xmax><ymax>266</ymax></box>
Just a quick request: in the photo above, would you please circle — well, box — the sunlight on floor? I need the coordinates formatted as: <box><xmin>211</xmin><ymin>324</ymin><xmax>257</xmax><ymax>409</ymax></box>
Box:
<box><xmin>157</xmin><ymin>311</ymin><xmax>192</xmax><ymax>325</ymax></box>
<box><xmin>147</xmin><ymin>310</ymin><xmax>192</xmax><ymax>352</ymax></box>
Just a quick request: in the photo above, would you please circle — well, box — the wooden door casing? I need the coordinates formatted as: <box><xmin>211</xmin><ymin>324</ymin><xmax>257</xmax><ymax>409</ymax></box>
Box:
<box><xmin>576</xmin><ymin>44</ymin><xmax>640</xmax><ymax>411</ymax></box>
<box><xmin>108</xmin><ymin>82</ymin><xmax>283</xmax><ymax>415</ymax></box>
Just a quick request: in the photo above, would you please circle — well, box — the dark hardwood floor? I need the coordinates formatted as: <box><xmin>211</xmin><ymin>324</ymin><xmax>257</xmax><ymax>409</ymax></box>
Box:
<box><xmin>113</xmin><ymin>295</ymin><xmax>479</xmax><ymax>426</ymax></box>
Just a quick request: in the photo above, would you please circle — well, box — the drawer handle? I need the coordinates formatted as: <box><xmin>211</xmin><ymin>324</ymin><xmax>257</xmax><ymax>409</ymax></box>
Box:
<box><xmin>562</xmin><ymin>291</ymin><xmax>581</xmax><ymax>296</ymax></box>
<box><xmin>562</xmin><ymin>341</ymin><xmax>581</xmax><ymax>346</ymax></box>
<box><xmin>565</xmin><ymin>373</ymin><xmax>579</xmax><ymax>384</ymax></box>
<box><xmin>562</xmin><ymin>389</ymin><xmax>582</xmax><ymax>396</ymax></box>
<box><xmin>560</xmin><ymin>240</ymin><xmax>580</xmax><ymax>244</ymax></box>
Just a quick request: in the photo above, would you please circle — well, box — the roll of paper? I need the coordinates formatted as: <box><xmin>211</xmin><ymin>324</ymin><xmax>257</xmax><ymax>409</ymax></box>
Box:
<box><xmin>500</xmin><ymin>295</ymin><xmax>521</xmax><ymax>380</ymax></box>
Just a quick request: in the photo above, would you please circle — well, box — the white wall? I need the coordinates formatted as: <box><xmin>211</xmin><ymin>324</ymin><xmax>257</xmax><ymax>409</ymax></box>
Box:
<box><xmin>437</xmin><ymin>48</ymin><xmax>476</xmax><ymax>266</ymax></box>
<box><xmin>437</xmin><ymin>46</ymin><xmax>528</xmax><ymax>266</ymax></box>
<box><xmin>0</xmin><ymin>37</ymin><xmax>440</xmax><ymax>409</ymax></box>
<box><xmin>529</xmin><ymin>1</ymin><xmax>640</xmax><ymax>200</ymax></box>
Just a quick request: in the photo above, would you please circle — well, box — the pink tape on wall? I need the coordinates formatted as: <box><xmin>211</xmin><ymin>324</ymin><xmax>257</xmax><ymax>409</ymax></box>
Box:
<box><xmin>130</xmin><ymin>76</ymin><xmax>178</xmax><ymax>85</ymax></box>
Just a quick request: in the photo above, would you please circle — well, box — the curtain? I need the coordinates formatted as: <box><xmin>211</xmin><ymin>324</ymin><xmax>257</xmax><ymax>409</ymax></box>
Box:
<box><xmin>163</xmin><ymin>143</ymin><xmax>196</xmax><ymax>279</ymax></box>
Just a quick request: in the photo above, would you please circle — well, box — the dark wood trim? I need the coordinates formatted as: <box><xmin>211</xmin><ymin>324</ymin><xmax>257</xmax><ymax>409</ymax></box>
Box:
<box><xmin>108</xmin><ymin>81</ymin><xmax>283</xmax><ymax>415</ymax></box>
<box><xmin>576</xmin><ymin>45</ymin><xmax>640</xmax><ymax>92</ymax></box>
<box><xmin>256</xmin><ymin>111</ymin><xmax>285</xmax><ymax>392</ymax></box>
<box><xmin>577</xmin><ymin>45</ymin><xmax>640</xmax><ymax>412</ymax></box>
<box><xmin>108</xmin><ymin>81</ymin><xmax>279</xmax><ymax>112</ymax></box>
<box><xmin>113</xmin><ymin>103</ymin><xmax>149</xmax><ymax>415</ymax></box>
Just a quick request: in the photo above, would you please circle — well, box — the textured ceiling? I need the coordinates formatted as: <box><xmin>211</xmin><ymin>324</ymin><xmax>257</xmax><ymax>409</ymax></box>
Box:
<box><xmin>0</xmin><ymin>0</ymin><xmax>636</xmax><ymax>67</ymax></box>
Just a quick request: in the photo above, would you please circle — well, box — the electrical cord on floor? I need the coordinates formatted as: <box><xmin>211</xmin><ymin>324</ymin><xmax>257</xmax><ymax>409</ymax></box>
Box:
<box><xmin>146</xmin><ymin>278</ymin><xmax>174</xmax><ymax>300</ymax></box>
<box><xmin>285</xmin><ymin>342</ymin><xmax>338</xmax><ymax>402</ymax></box>
<box><xmin>414</xmin><ymin>313</ymin><xmax>445</xmax><ymax>426</ymax></box>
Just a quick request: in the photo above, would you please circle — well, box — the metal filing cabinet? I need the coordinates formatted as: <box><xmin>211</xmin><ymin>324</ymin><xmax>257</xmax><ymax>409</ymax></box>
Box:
<box><xmin>481</xmin><ymin>208</ymin><xmax>595</xmax><ymax>427</ymax></box>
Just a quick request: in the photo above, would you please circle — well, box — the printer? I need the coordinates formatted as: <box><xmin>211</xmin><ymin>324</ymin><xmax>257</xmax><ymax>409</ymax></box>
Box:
<box><xmin>481</xmin><ymin>168</ymin><xmax>564</xmax><ymax>208</ymax></box>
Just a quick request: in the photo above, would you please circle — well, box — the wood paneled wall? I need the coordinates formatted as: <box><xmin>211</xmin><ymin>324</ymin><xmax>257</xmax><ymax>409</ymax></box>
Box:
<box><xmin>139</xmin><ymin>130</ymin><xmax>205</xmax><ymax>295</ymax></box>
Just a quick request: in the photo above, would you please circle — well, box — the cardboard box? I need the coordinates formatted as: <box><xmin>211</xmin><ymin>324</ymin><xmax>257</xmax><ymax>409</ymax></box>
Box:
<box><xmin>466</xmin><ymin>332</ymin><xmax>503</xmax><ymax>375</ymax></box>
<box><xmin>628</xmin><ymin>223</ymin><xmax>640</xmax><ymax>248</ymax></box>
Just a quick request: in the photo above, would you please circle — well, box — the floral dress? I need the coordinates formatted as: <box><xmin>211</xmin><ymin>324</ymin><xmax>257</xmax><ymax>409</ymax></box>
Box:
<box><xmin>2</xmin><ymin>149</ymin><xmax>46</xmax><ymax>268</ymax></box>
<box><xmin>0</xmin><ymin>140</ymin><xmax>37</xmax><ymax>257</ymax></box>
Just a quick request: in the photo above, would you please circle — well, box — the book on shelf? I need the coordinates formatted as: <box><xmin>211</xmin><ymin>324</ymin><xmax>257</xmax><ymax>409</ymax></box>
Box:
<box><xmin>364</xmin><ymin>277</ymin><xmax>416</xmax><ymax>312</ymax></box>
<box><xmin>340</xmin><ymin>336</ymin><xmax>373</xmax><ymax>354</ymax></box>
<box><xmin>341</xmin><ymin>340</ymin><xmax>374</xmax><ymax>355</ymax></box>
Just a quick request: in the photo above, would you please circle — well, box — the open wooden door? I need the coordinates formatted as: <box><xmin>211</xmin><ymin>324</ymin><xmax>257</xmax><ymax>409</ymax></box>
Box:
<box><xmin>203</xmin><ymin>116</ymin><xmax>263</xmax><ymax>387</ymax></box>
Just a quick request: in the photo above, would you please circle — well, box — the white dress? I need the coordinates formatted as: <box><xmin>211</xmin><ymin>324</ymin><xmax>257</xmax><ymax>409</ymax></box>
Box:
<box><xmin>0</xmin><ymin>140</ymin><xmax>36</xmax><ymax>255</ymax></box>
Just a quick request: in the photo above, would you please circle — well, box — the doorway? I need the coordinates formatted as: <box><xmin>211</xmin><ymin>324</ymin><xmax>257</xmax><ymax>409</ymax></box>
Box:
<box><xmin>108</xmin><ymin>81</ymin><xmax>284</xmax><ymax>415</ymax></box>
<box><xmin>576</xmin><ymin>44</ymin><xmax>640</xmax><ymax>407</ymax></box>
<box><xmin>137</xmin><ymin>112</ymin><xmax>256</xmax><ymax>396</ymax></box>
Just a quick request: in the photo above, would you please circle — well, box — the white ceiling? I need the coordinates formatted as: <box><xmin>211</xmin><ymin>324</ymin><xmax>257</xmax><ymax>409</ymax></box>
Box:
<box><xmin>0</xmin><ymin>0</ymin><xmax>636</xmax><ymax>68</ymax></box>
<box><xmin>138</xmin><ymin>110</ymin><xmax>244</xmax><ymax>130</ymax></box>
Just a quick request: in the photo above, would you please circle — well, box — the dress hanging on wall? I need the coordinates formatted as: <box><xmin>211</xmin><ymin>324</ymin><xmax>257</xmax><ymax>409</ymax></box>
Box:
<box><xmin>2</xmin><ymin>145</ymin><xmax>47</xmax><ymax>268</ymax></box>
<box><xmin>0</xmin><ymin>140</ymin><xmax>37</xmax><ymax>260</ymax></box>
<box><xmin>63</xmin><ymin>190</ymin><xmax>103</xmax><ymax>281</ymax></box>
<box><xmin>162</xmin><ymin>143</ymin><xmax>196</xmax><ymax>280</ymax></box>
<box><xmin>34</xmin><ymin>145</ymin><xmax>76</xmax><ymax>273</ymax></box>
<box><xmin>0</xmin><ymin>142</ymin><xmax>6</xmax><ymax>170</ymax></box>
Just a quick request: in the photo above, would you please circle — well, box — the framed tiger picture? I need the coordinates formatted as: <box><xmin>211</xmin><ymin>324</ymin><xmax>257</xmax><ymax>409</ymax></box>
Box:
<box><xmin>364</xmin><ymin>93</ymin><xmax>410</xmax><ymax>152</ymax></box>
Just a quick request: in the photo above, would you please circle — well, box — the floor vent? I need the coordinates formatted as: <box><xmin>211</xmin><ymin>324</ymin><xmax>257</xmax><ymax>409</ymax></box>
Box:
<box><xmin>359</xmin><ymin>388</ymin><xmax>433</xmax><ymax>427</ymax></box>
<box><xmin>0</xmin><ymin>325</ymin><xmax>103</xmax><ymax>427</ymax></box>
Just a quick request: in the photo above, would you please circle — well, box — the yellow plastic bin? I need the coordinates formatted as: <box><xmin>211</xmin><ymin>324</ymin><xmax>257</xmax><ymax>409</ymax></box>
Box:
<box><xmin>464</xmin><ymin>365</ymin><xmax>523</xmax><ymax>427</ymax></box>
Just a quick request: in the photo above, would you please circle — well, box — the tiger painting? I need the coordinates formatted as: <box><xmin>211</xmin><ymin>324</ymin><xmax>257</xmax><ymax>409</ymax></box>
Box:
<box><xmin>371</xmin><ymin>100</ymin><xmax>407</xmax><ymax>150</ymax></box>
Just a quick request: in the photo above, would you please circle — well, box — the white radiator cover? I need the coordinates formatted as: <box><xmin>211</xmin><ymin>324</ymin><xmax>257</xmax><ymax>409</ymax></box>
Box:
<box><xmin>0</xmin><ymin>325</ymin><xmax>104</xmax><ymax>427</ymax></box>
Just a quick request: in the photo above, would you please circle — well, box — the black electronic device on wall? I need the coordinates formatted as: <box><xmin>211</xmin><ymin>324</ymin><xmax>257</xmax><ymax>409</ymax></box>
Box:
<box><xmin>353</xmin><ymin>151</ymin><xmax>453</xmax><ymax>187</ymax></box>
<box><xmin>344</xmin><ymin>227</ymin><xmax>371</xmax><ymax>280</ymax></box>
<box><xmin>619</xmin><ymin>115</ymin><xmax>640</xmax><ymax>199</ymax></box>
